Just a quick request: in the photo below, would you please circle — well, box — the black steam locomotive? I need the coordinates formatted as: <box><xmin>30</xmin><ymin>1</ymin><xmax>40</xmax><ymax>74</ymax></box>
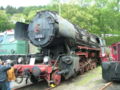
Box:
<box><xmin>14</xmin><ymin>11</ymin><xmax>105</xmax><ymax>85</ymax></box>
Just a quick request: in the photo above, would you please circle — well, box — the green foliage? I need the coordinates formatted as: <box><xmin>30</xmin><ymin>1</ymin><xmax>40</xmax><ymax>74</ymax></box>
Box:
<box><xmin>0</xmin><ymin>10</ymin><xmax>14</xmax><ymax>31</ymax></box>
<box><xmin>0</xmin><ymin>6</ymin><xmax>4</xmax><ymax>10</ymax></box>
<box><xmin>6</xmin><ymin>6</ymin><xmax>18</xmax><ymax>15</ymax></box>
<box><xmin>0</xmin><ymin>0</ymin><xmax>120</xmax><ymax>45</ymax></box>
<box><xmin>11</xmin><ymin>13</ymin><xmax>26</xmax><ymax>23</ymax></box>
<box><xmin>60</xmin><ymin>4</ymin><xmax>98</xmax><ymax>33</ymax></box>
<box><xmin>105</xmin><ymin>36</ymin><xmax>120</xmax><ymax>46</ymax></box>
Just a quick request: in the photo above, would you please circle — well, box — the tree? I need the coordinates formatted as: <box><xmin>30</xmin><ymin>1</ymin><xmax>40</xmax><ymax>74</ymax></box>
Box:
<box><xmin>0</xmin><ymin>6</ymin><xmax>4</xmax><ymax>10</ymax></box>
<box><xmin>6</xmin><ymin>6</ymin><xmax>17</xmax><ymax>15</ymax></box>
<box><xmin>1</xmin><ymin>0</ymin><xmax>120</xmax><ymax>45</ymax></box>
<box><xmin>11</xmin><ymin>13</ymin><xmax>26</xmax><ymax>23</ymax></box>
<box><xmin>0</xmin><ymin>10</ymin><xmax>14</xmax><ymax>31</ymax></box>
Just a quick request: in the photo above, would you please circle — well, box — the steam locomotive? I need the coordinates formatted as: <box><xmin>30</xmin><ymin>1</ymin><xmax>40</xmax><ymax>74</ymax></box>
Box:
<box><xmin>14</xmin><ymin>11</ymin><xmax>105</xmax><ymax>86</ymax></box>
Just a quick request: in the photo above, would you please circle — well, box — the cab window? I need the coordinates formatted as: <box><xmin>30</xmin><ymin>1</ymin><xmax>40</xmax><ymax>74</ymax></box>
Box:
<box><xmin>6</xmin><ymin>34</ymin><xmax>15</xmax><ymax>42</ymax></box>
<box><xmin>113</xmin><ymin>46</ymin><xmax>117</xmax><ymax>55</ymax></box>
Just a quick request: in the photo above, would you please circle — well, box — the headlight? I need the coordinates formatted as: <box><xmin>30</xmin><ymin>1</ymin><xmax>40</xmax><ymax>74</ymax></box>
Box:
<box><xmin>6</xmin><ymin>59</ymin><xmax>12</xmax><ymax>64</ymax></box>
<box><xmin>18</xmin><ymin>57</ymin><xmax>23</xmax><ymax>64</ymax></box>
<box><xmin>43</xmin><ymin>56</ymin><xmax>50</xmax><ymax>64</ymax></box>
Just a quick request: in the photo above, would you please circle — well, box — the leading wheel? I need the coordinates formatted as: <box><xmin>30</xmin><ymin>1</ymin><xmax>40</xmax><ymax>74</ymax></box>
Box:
<box><xmin>51</xmin><ymin>70</ymin><xmax>61</xmax><ymax>85</ymax></box>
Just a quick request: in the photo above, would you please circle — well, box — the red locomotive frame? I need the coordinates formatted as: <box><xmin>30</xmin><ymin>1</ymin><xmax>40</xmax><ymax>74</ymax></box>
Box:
<box><xmin>14</xmin><ymin>45</ymin><xmax>102</xmax><ymax>86</ymax></box>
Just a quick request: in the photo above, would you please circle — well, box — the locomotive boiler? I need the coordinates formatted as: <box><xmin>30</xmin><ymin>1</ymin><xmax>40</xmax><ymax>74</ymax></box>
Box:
<box><xmin>14</xmin><ymin>11</ymin><xmax>105</xmax><ymax>86</ymax></box>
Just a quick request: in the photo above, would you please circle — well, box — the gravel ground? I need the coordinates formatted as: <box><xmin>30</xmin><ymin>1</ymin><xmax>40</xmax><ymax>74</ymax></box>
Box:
<box><xmin>13</xmin><ymin>78</ymin><xmax>32</xmax><ymax>89</ymax></box>
<box><xmin>53</xmin><ymin>66</ymin><xmax>106</xmax><ymax>90</ymax></box>
<box><xmin>13</xmin><ymin>66</ymin><xmax>120</xmax><ymax>90</ymax></box>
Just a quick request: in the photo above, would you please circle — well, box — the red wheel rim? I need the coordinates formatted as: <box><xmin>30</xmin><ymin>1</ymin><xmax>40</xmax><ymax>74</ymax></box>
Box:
<box><xmin>52</xmin><ymin>70</ymin><xmax>61</xmax><ymax>85</ymax></box>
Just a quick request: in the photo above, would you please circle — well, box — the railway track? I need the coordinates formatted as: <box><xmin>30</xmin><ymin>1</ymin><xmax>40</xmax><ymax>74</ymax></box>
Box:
<box><xmin>15</xmin><ymin>82</ymin><xmax>113</xmax><ymax>90</ymax></box>
<box><xmin>99</xmin><ymin>82</ymin><xmax>112</xmax><ymax>90</ymax></box>
<box><xmin>99</xmin><ymin>82</ymin><xmax>120</xmax><ymax>90</ymax></box>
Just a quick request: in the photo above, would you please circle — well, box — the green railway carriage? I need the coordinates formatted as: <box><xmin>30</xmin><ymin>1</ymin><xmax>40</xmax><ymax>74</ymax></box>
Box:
<box><xmin>0</xmin><ymin>32</ymin><xmax>29</xmax><ymax>55</ymax></box>
<box><xmin>0</xmin><ymin>30</ymin><xmax>38</xmax><ymax>63</ymax></box>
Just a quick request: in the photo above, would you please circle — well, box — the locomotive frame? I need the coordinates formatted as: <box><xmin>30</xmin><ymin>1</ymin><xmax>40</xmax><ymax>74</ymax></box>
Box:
<box><xmin>14</xmin><ymin>45</ymin><xmax>101</xmax><ymax>85</ymax></box>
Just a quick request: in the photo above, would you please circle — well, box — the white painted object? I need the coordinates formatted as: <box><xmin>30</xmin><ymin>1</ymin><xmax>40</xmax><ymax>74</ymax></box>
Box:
<box><xmin>29</xmin><ymin>58</ymin><xmax>35</xmax><ymax>65</ymax></box>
